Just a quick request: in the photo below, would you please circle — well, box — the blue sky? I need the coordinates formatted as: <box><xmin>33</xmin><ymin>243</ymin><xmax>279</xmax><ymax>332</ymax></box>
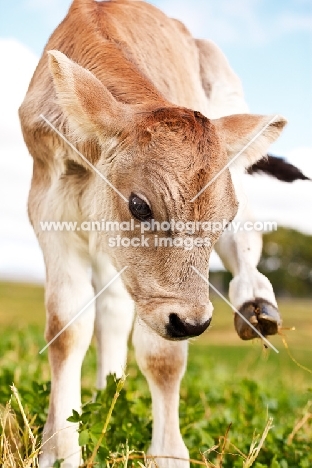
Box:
<box><xmin>1</xmin><ymin>0</ymin><xmax>312</xmax><ymax>153</ymax></box>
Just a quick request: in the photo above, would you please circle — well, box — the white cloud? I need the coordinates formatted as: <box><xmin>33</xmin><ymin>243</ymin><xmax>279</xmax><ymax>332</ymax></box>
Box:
<box><xmin>0</xmin><ymin>38</ymin><xmax>45</xmax><ymax>282</ymax></box>
<box><xmin>0</xmin><ymin>39</ymin><xmax>37</xmax><ymax>141</ymax></box>
<box><xmin>286</xmin><ymin>146</ymin><xmax>312</xmax><ymax>178</ymax></box>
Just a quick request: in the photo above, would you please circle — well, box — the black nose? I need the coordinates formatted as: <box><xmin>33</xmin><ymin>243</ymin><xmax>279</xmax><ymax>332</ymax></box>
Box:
<box><xmin>166</xmin><ymin>313</ymin><xmax>211</xmax><ymax>339</ymax></box>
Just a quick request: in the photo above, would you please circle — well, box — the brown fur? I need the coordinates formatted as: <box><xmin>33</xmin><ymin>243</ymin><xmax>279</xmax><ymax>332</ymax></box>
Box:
<box><xmin>45</xmin><ymin>312</ymin><xmax>72</xmax><ymax>361</ymax></box>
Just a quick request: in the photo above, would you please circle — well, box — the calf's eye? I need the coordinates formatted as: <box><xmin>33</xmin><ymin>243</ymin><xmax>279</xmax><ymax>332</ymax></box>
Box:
<box><xmin>129</xmin><ymin>193</ymin><xmax>152</xmax><ymax>221</ymax></box>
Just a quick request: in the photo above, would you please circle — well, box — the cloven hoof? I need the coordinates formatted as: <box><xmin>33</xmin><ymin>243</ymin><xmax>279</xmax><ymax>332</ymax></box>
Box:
<box><xmin>234</xmin><ymin>298</ymin><xmax>282</xmax><ymax>341</ymax></box>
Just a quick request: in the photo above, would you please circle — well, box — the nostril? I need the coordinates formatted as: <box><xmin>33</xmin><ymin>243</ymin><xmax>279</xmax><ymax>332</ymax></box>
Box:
<box><xmin>168</xmin><ymin>313</ymin><xmax>188</xmax><ymax>337</ymax></box>
<box><xmin>167</xmin><ymin>313</ymin><xmax>211</xmax><ymax>339</ymax></box>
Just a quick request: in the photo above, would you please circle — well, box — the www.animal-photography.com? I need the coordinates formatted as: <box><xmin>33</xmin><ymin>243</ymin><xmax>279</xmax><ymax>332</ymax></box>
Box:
<box><xmin>0</xmin><ymin>1</ymin><xmax>311</xmax><ymax>467</ymax></box>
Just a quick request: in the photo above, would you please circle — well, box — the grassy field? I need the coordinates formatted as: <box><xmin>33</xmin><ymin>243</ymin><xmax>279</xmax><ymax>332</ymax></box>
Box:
<box><xmin>0</xmin><ymin>281</ymin><xmax>311</xmax><ymax>467</ymax></box>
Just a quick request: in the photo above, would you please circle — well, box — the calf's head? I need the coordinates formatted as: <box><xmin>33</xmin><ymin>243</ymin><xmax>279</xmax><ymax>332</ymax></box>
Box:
<box><xmin>48</xmin><ymin>50</ymin><xmax>286</xmax><ymax>340</ymax></box>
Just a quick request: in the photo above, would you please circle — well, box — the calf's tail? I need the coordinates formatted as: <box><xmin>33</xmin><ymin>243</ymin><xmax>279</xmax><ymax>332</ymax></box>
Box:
<box><xmin>247</xmin><ymin>155</ymin><xmax>311</xmax><ymax>182</ymax></box>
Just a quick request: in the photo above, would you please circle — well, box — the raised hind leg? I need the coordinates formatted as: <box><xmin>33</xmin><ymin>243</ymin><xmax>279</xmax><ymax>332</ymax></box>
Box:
<box><xmin>215</xmin><ymin>205</ymin><xmax>281</xmax><ymax>340</ymax></box>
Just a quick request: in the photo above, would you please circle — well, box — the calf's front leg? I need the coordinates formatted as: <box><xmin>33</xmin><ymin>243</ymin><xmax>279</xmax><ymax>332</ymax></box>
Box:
<box><xmin>133</xmin><ymin>319</ymin><xmax>189</xmax><ymax>468</ymax></box>
<box><xmin>39</xmin><ymin>239</ymin><xmax>95</xmax><ymax>468</ymax></box>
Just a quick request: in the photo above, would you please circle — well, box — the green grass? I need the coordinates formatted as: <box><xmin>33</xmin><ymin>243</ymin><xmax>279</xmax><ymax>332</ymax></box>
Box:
<box><xmin>0</xmin><ymin>282</ymin><xmax>311</xmax><ymax>467</ymax></box>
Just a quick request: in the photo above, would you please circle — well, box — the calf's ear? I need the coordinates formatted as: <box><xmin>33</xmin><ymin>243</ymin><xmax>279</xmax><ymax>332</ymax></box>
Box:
<box><xmin>212</xmin><ymin>114</ymin><xmax>287</xmax><ymax>171</ymax></box>
<box><xmin>48</xmin><ymin>50</ymin><xmax>129</xmax><ymax>142</ymax></box>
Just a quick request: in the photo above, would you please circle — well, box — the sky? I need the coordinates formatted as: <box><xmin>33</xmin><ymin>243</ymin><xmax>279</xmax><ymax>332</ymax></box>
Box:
<box><xmin>0</xmin><ymin>0</ymin><xmax>312</xmax><ymax>282</ymax></box>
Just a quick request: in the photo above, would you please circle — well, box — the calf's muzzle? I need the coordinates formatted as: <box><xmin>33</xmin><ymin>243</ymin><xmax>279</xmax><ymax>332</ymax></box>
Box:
<box><xmin>136</xmin><ymin>299</ymin><xmax>213</xmax><ymax>340</ymax></box>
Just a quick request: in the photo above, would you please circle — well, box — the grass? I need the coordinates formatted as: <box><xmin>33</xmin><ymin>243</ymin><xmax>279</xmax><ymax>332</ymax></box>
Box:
<box><xmin>0</xmin><ymin>281</ymin><xmax>311</xmax><ymax>467</ymax></box>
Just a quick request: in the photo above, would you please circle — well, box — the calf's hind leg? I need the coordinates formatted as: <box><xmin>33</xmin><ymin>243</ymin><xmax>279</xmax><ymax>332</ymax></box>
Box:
<box><xmin>133</xmin><ymin>319</ymin><xmax>189</xmax><ymax>468</ymax></box>
<box><xmin>92</xmin><ymin>255</ymin><xmax>134</xmax><ymax>388</ymax></box>
<box><xmin>215</xmin><ymin>207</ymin><xmax>281</xmax><ymax>340</ymax></box>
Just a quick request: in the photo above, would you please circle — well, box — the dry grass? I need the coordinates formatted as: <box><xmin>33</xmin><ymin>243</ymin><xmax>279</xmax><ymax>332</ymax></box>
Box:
<box><xmin>0</xmin><ymin>386</ymin><xmax>40</xmax><ymax>468</ymax></box>
<box><xmin>103</xmin><ymin>418</ymin><xmax>275</xmax><ymax>468</ymax></box>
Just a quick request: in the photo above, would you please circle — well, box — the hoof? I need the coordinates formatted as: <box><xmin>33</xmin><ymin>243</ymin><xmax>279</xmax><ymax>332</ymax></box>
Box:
<box><xmin>234</xmin><ymin>299</ymin><xmax>282</xmax><ymax>340</ymax></box>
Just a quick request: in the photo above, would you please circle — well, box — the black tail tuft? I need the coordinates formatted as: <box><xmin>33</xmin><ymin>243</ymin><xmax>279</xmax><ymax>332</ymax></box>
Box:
<box><xmin>247</xmin><ymin>154</ymin><xmax>311</xmax><ymax>183</ymax></box>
